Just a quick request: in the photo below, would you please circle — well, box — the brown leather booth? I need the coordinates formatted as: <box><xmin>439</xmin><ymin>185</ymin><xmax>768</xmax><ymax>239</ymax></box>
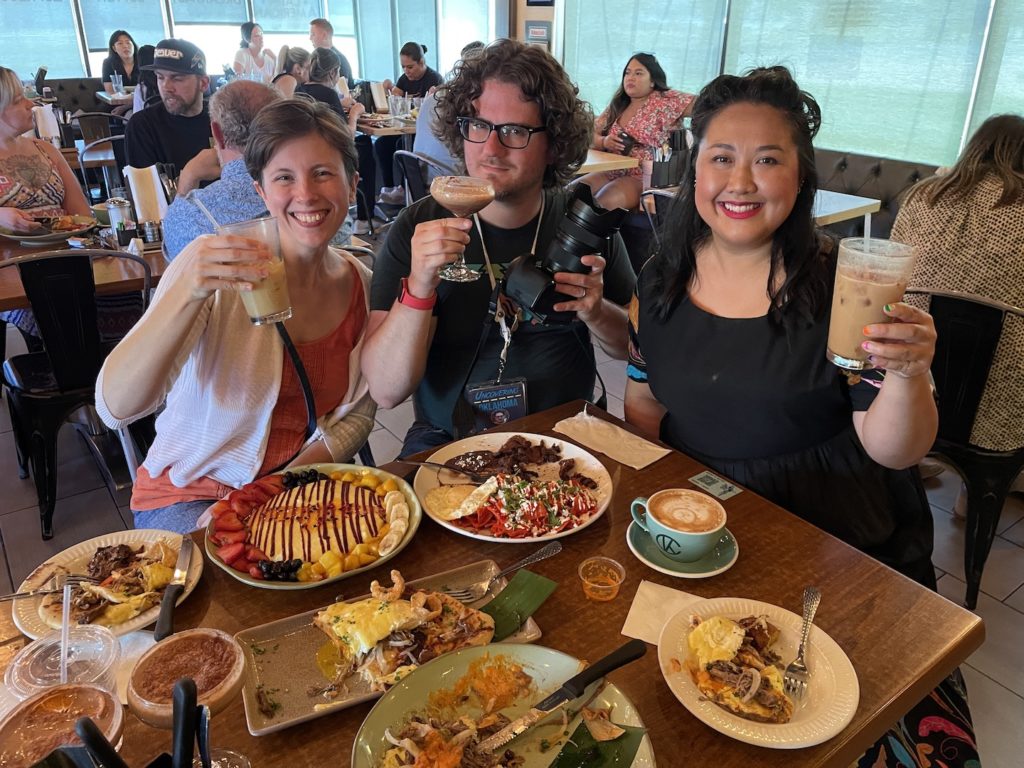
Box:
<box><xmin>814</xmin><ymin>148</ymin><xmax>939</xmax><ymax>238</ymax></box>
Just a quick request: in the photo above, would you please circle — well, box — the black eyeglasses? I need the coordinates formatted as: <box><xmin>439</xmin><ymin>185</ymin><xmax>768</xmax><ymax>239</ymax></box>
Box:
<box><xmin>457</xmin><ymin>116</ymin><xmax>547</xmax><ymax>149</ymax></box>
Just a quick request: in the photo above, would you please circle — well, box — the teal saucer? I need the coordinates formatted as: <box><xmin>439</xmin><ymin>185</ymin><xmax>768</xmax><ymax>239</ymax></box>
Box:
<box><xmin>626</xmin><ymin>521</ymin><xmax>738</xmax><ymax>578</ymax></box>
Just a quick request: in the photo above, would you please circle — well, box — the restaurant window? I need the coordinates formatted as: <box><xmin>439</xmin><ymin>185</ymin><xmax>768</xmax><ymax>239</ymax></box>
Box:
<box><xmin>79</xmin><ymin>0</ymin><xmax>168</xmax><ymax>78</ymax></box>
<box><xmin>253</xmin><ymin>0</ymin><xmax>322</xmax><ymax>75</ymax></box>
<box><xmin>0</xmin><ymin>0</ymin><xmax>85</xmax><ymax>79</ymax></box>
<box><xmin>723</xmin><ymin>0</ymin><xmax>987</xmax><ymax>166</ymax></box>
<box><xmin>394</xmin><ymin>0</ymin><xmax>439</xmax><ymax>73</ymax></box>
<box><xmin>170</xmin><ymin>0</ymin><xmax>248</xmax><ymax>80</ymax></box>
<box><xmin>562</xmin><ymin>0</ymin><xmax>726</xmax><ymax>118</ymax></box>
<box><xmin>967</xmin><ymin>0</ymin><xmax>1024</xmax><ymax>141</ymax></box>
<box><xmin>354</xmin><ymin>1</ymin><xmax>395</xmax><ymax>81</ymax></box>
<box><xmin>324</xmin><ymin>0</ymin><xmax>360</xmax><ymax>79</ymax></box>
<box><xmin>437</xmin><ymin>0</ymin><xmax>494</xmax><ymax>77</ymax></box>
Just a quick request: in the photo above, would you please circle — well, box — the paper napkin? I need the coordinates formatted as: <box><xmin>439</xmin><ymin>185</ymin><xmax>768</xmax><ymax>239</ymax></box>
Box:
<box><xmin>621</xmin><ymin>580</ymin><xmax>701</xmax><ymax>645</ymax></box>
<box><xmin>32</xmin><ymin>105</ymin><xmax>60</xmax><ymax>143</ymax></box>
<box><xmin>124</xmin><ymin>164</ymin><xmax>169</xmax><ymax>222</ymax></box>
<box><xmin>553</xmin><ymin>406</ymin><xmax>670</xmax><ymax>470</ymax></box>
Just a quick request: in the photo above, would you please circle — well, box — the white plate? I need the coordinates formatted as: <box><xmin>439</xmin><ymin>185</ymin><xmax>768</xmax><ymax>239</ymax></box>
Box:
<box><xmin>12</xmin><ymin>530</ymin><xmax>204</xmax><ymax>640</ymax></box>
<box><xmin>0</xmin><ymin>216</ymin><xmax>97</xmax><ymax>245</ymax></box>
<box><xmin>352</xmin><ymin>643</ymin><xmax>655</xmax><ymax>768</ymax></box>
<box><xmin>657</xmin><ymin>596</ymin><xmax>859</xmax><ymax>749</ymax></box>
<box><xmin>414</xmin><ymin>432</ymin><xmax>613</xmax><ymax>543</ymax></box>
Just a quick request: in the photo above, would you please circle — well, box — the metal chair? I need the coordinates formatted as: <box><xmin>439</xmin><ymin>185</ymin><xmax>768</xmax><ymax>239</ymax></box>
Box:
<box><xmin>394</xmin><ymin>150</ymin><xmax>457</xmax><ymax>205</ymax></box>
<box><xmin>0</xmin><ymin>249</ymin><xmax>151</xmax><ymax>538</ymax></box>
<box><xmin>78</xmin><ymin>135</ymin><xmax>127</xmax><ymax>203</ymax></box>
<box><xmin>906</xmin><ymin>288</ymin><xmax>1024</xmax><ymax>609</ymax></box>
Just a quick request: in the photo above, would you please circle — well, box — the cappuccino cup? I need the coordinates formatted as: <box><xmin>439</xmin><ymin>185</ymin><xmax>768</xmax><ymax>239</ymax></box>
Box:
<box><xmin>630</xmin><ymin>489</ymin><xmax>727</xmax><ymax>562</ymax></box>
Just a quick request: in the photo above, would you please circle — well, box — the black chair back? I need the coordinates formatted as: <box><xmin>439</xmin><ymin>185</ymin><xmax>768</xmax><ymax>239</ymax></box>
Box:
<box><xmin>928</xmin><ymin>293</ymin><xmax>1004</xmax><ymax>444</ymax></box>
<box><xmin>394</xmin><ymin>150</ymin><xmax>457</xmax><ymax>204</ymax></box>
<box><xmin>2</xmin><ymin>249</ymin><xmax>151</xmax><ymax>392</ymax></box>
<box><xmin>18</xmin><ymin>255</ymin><xmax>102</xmax><ymax>391</ymax></box>
<box><xmin>907</xmin><ymin>287</ymin><xmax>1024</xmax><ymax>608</ymax></box>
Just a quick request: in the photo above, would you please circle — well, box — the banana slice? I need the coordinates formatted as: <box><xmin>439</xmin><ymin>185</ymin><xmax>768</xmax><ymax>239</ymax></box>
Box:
<box><xmin>378</xmin><ymin>518</ymin><xmax>409</xmax><ymax>556</ymax></box>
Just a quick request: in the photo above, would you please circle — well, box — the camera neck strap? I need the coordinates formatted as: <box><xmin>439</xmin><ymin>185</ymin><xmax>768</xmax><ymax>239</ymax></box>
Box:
<box><xmin>472</xmin><ymin>193</ymin><xmax>545</xmax><ymax>380</ymax></box>
<box><xmin>267</xmin><ymin>322</ymin><xmax>318</xmax><ymax>474</ymax></box>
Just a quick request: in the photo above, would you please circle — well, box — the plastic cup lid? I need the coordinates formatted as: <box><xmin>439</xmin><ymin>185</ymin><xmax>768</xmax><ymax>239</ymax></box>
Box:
<box><xmin>5</xmin><ymin>625</ymin><xmax>121</xmax><ymax>701</ymax></box>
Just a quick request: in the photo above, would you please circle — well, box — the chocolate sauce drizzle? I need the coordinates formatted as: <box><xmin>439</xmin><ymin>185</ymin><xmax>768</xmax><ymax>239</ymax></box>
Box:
<box><xmin>247</xmin><ymin>480</ymin><xmax>386</xmax><ymax>560</ymax></box>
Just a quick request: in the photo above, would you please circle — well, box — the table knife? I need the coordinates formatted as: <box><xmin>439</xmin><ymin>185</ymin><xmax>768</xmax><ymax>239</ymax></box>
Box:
<box><xmin>154</xmin><ymin>536</ymin><xmax>192</xmax><ymax>641</ymax></box>
<box><xmin>478</xmin><ymin>638</ymin><xmax>646</xmax><ymax>753</ymax></box>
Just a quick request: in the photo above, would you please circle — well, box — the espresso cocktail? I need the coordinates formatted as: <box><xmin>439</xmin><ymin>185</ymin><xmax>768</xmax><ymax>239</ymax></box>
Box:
<box><xmin>430</xmin><ymin>176</ymin><xmax>495</xmax><ymax>282</ymax></box>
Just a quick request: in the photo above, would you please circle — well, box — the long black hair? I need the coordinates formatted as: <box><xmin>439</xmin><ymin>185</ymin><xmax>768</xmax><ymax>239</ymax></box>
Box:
<box><xmin>601</xmin><ymin>53</ymin><xmax>669</xmax><ymax>136</ymax></box>
<box><xmin>648</xmin><ymin>65</ymin><xmax>830</xmax><ymax>326</ymax></box>
<box><xmin>107</xmin><ymin>30</ymin><xmax>137</xmax><ymax>62</ymax></box>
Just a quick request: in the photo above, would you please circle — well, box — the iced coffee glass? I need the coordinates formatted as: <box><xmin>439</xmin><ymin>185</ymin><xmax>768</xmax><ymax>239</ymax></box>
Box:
<box><xmin>826</xmin><ymin>237</ymin><xmax>917</xmax><ymax>370</ymax></box>
<box><xmin>430</xmin><ymin>176</ymin><xmax>495</xmax><ymax>283</ymax></box>
<box><xmin>217</xmin><ymin>216</ymin><xmax>292</xmax><ymax>325</ymax></box>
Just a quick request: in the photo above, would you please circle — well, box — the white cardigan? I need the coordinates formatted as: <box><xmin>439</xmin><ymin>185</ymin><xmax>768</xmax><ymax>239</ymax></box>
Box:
<box><xmin>96</xmin><ymin>248</ymin><xmax>376</xmax><ymax>490</ymax></box>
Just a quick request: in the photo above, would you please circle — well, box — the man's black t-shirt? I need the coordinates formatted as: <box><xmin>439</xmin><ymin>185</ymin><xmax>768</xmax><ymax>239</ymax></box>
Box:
<box><xmin>395</xmin><ymin>67</ymin><xmax>443</xmax><ymax>97</ymax></box>
<box><xmin>124</xmin><ymin>102</ymin><xmax>212</xmax><ymax>175</ymax></box>
<box><xmin>330</xmin><ymin>46</ymin><xmax>354</xmax><ymax>86</ymax></box>
<box><xmin>370</xmin><ymin>188</ymin><xmax>636</xmax><ymax>436</ymax></box>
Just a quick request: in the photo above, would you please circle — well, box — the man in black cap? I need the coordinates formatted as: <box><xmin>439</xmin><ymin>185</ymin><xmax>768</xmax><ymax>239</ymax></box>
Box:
<box><xmin>124</xmin><ymin>38</ymin><xmax>212</xmax><ymax>177</ymax></box>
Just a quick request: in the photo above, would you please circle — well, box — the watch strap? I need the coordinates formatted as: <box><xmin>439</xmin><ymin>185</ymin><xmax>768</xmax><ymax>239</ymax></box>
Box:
<box><xmin>399</xmin><ymin>277</ymin><xmax>436</xmax><ymax>310</ymax></box>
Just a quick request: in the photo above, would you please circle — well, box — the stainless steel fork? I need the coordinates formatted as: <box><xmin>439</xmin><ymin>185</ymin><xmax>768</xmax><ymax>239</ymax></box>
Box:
<box><xmin>783</xmin><ymin>586</ymin><xmax>821</xmax><ymax>700</ymax></box>
<box><xmin>0</xmin><ymin>573</ymin><xmax>99</xmax><ymax>603</ymax></box>
<box><xmin>442</xmin><ymin>541</ymin><xmax>562</xmax><ymax>602</ymax></box>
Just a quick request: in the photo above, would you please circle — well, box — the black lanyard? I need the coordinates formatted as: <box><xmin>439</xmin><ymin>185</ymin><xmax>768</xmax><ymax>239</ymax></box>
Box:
<box><xmin>267</xmin><ymin>323</ymin><xmax>317</xmax><ymax>474</ymax></box>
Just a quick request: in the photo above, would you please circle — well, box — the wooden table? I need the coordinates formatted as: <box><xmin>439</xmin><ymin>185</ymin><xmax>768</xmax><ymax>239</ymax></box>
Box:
<box><xmin>356</xmin><ymin>118</ymin><xmax>417</xmax><ymax>138</ymax></box>
<box><xmin>577</xmin><ymin>149</ymin><xmax>640</xmax><ymax>175</ymax></box>
<box><xmin>0</xmin><ymin>401</ymin><xmax>983</xmax><ymax>766</ymax></box>
<box><xmin>813</xmin><ymin>190</ymin><xmax>882</xmax><ymax>236</ymax></box>
<box><xmin>60</xmin><ymin>139</ymin><xmax>116</xmax><ymax>171</ymax></box>
<box><xmin>0</xmin><ymin>240</ymin><xmax>166</xmax><ymax>311</ymax></box>
<box><xmin>96</xmin><ymin>89</ymin><xmax>134</xmax><ymax>106</ymax></box>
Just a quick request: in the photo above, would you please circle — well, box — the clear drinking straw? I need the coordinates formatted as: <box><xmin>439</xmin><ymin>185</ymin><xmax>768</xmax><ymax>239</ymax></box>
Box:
<box><xmin>60</xmin><ymin>582</ymin><xmax>72</xmax><ymax>683</ymax></box>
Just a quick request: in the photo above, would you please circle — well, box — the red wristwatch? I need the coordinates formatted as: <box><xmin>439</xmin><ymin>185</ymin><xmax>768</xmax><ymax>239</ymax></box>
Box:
<box><xmin>398</xmin><ymin>277</ymin><xmax>437</xmax><ymax>310</ymax></box>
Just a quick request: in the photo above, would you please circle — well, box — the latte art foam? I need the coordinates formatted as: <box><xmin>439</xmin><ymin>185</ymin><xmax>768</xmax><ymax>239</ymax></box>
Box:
<box><xmin>649</xmin><ymin>490</ymin><xmax>725</xmax><ymax>533</ymax></box>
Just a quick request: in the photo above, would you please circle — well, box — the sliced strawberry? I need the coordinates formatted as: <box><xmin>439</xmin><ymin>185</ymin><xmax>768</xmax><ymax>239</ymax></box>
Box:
<box><xmin>248</xmin><ymin>565</ymin><xmax>264</xmax><ymax>579</ymax></box>
<box><xmin>229</xmin><ymin>557</ymin><xmax>250</xmax><ymax>573</ymax></box>
<box><xmin>246</xmin><ymin>546</ymin><xmax>268</xmax><ymax>562</ymax></box>
<box><xmin>214</xmin><ymin>512</ymin><xmax>244</xmax><ymax>532</ymax></box>
<box><xmin>215</xmin><ymin>542</ymin><xmax>246</xmax><ymax>564</ymax></box>
<box><xmin>254</xmin><ymin>475</ymin><xmax>285</xmax><ymax>494</ymax></box>
<box><xmin>208</xmin><ymin>500</ymin><xmax>231</xmax><ymax>518</ymax></box>
<box><xmin>229</xmin><ymin>496</ymin><xmax>251</xmax><ymax>516</ymax></box>
<box><xmin>212</xmin><ymin>529</ymin><xmax>247</xmax><ymax>546</ymax></box>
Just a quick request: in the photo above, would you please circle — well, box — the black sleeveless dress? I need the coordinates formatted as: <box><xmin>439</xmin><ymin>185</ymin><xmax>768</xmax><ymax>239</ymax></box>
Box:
<box><xmin>627</xmin><ymin>263</ymin><xmax>935</xmax><ymax>586</ymax></box>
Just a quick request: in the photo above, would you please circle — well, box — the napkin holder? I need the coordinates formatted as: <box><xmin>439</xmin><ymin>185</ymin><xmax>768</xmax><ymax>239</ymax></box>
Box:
<box><xmin>123</xmin><ymin>164</ymin><xmax>170</xmax><ymax>223</ymax></box>
<box><xmin>650</xmin><ymin>153</ymin><xmax>685</xmax><ymax>189</ymax></box>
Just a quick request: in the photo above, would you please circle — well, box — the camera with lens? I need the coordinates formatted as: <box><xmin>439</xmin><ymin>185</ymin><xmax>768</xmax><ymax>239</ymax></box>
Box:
<box><xmin>503</xmin><ymin>184</ymin><xmax>628</xmax><ymax>324</ymax></box>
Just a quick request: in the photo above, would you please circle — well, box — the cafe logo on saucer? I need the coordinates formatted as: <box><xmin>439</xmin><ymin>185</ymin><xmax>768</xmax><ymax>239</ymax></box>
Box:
<box><xmin>656</xmin><ymin>533</ymin><xmax>682</xmax><ymax>556</ymax></box>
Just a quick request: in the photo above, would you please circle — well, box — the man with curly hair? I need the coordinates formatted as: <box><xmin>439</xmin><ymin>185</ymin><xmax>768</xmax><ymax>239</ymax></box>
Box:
<box><xmin>362</xmin><ymin>39</ymin><xmax>636</xmax><ymax>456</ymax></box>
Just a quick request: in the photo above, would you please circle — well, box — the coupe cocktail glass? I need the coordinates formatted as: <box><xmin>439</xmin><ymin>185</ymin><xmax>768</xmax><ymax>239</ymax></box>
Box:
<box><xmin>430</xmin><ymin>176</ymin><xmax>495</xmax><ymax>283</ymax></box>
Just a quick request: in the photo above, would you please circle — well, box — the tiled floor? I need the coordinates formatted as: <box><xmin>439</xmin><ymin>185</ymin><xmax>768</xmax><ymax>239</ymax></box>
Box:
<box><xmin>1</xmin><ymin>326</ymin><xmax>1021</xmax><ymax>764</ymax></box>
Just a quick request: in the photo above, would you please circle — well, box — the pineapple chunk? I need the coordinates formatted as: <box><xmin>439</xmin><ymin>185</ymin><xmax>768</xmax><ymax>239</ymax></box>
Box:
<box><xmin>311</xmin><ymin>562</ymin><xmax>327</xmax><ymax>577</ymax></box>
<box><xmin>380</xmin><ymin>478</ymin><xmax>399</xmax><ymax>494</ymax></box>
<box><xmin>340</xmin><ymin>471</ymin><xmax>359</xmax><ymax>483</ymax></box>
<box><xmin>319</xmin><ymin>550</ymin><xmax>342</xmax><ymax>571</ymax></box>
<box><xmin>358</xmin><ymin>553</ymin><xmax>377</xmax><ymax>566</ymax></box>
<box><xmin>343</xmin><ymin>553</ymin><xmax>361</xmax><ymax>571</ymax></box>
<box><xmin>326</xmin><ymin>564</ymin><xmax>343</xmax><ymax>578</ymax></box>
<box><xmin>358</xmin><ymin>474</ymin><xmax>381</xmax><ymax>490</ymax></box>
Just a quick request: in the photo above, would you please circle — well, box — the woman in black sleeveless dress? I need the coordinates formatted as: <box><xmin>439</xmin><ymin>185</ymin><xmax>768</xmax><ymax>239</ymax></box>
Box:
<box><xmin>625</xmin><ymin>67</ymin><xmax>978</xmax><ymax>767</ymax></box>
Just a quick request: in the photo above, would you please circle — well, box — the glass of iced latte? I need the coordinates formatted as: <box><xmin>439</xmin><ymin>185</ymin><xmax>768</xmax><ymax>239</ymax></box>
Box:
<box><xmin>430</xmin><ymin>176</ymin><xmax>495</xmax><ymax>282</ymax></box>
<box><xmin>827</xmin><ymin>237</ymin><xmax>917</xmax><ymax>370</ymax></box>
<box><xmin>218</xmin><ymin>216</ymin><xmax>292</xmax><ymax>325</ymax></box>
